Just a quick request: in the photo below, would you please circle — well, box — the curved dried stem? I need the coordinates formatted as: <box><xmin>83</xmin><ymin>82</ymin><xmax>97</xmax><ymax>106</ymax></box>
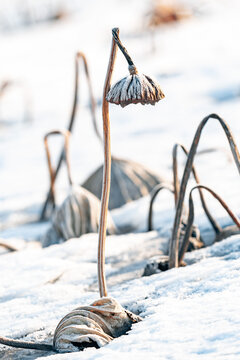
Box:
<box><xmin>44</xmin><ymin>130</ymin><xmax>72</xmax><ymax>208</ymax></box>
<box><xmin>40</xmin><ymin>52</ymin><xmax>100</xmax><ymax>220</ymax></box>
<box><xmin>76</xmin><ymin>52</ymin><xmax>102</xmax><ymax>142</ymax></box>
<box><xmin>179</xmin><ymin>185</ymin><xmax>240</xmax><ymax>264</ymax></box>
<box><xmin>98</xmin><ymin>29</ymin><xmax>119</xmax><ymax>298</ymax></box>
<box><xmin>0</xmin><ymin>335</ymin><xmax>54</xmax><ymax>351</ymax></box>
<box><xmin>148</xmin><ymin>143</ymin><xmax>221</xmax><ymax>234</ymax></box>
<box><xmin>148</xmin><ymin>183</ymin><xmax>174</xmax><ymax>231</ymax></box>
<box><xmin>173</xmin><ymin>143</ymin><xmax>221</xmax><ymax>233</ymax></box>
<box><xmin>0</xmin><ymin>242</ymin><xmax>17</xmax><ymax>252</ymax></box>
<box><xmin>112</xmin><ymin>28</ymin><xmax>135</xmax><ymax>69</ymax></box>
<box><xmin>169</xmin><ymin>114</ymin><xmax>240</xmax><ymax>268</ymax></box>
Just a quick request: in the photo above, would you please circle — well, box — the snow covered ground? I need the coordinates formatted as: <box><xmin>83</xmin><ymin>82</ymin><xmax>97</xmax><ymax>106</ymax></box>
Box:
<box><xmin>0</xmin><ymin>0</ymin><xmax>240</xmax><ymax>358</ymax></box>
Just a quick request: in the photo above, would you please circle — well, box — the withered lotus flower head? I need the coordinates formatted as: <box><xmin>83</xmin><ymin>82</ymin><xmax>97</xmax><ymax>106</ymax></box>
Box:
<box><xmin>106</xmin><ymin>28</ymin><xmax>165</xmax><ymax>107</ymax></box>
<box><xmin>53</xmin><ymin>297</ymin><xmax>141</xmax><ymax>353</ymax></box>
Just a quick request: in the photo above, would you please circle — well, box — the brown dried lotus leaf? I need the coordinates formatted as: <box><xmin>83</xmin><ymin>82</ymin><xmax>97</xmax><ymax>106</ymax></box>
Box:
<box><xmin>87</xmin><ymin>296</ymin><xmax>125</xmax><ymax>314</ymax></box>
<box><xmin>106</xmin><ymin>73</ymin><xmax>165</xmax><ymax>107</ymax></box>
<box><xmin>54</xmin><ymin>325</ymin><xmax>112</xmax><ymax>353</ymax></box>
<box><xmin>82</xmin><ymin>157</ymin><xmax>165</xmax><ymax>211</ymax></box>
<box><xmin>53</xmin><ymin>297</ymin><xmax>142</xmax><ymax>353</ymax></box>
<box><xmin>55</xmin><ymin>314</ymin><xmax>103</xmax><ymax>334</ymax></box>
<box><xmin>79</xmin><ymin>297</ymin><xmax>141</xmax><ymax>338</ymax></box>
<box><xmin>42</xmin><ymin>186</ymin><xmax>116</xmax><ymax>247</ymax></box>
<box><xmin>59</xmin><ymin>309</ymin><xmax>112</xmax><ymax>336</ymax></box>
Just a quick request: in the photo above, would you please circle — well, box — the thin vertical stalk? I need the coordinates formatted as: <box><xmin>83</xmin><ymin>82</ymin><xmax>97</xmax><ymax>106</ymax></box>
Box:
<box><xmin>179</xmin><ymin>185</ymin><xmax>240</xmax><ymax>264</ymax></box>
<box><xmin>44</xmin><ymin>130</ymin><xmax>73</xmax><ymax>207</ymax></box>
<box><xmin>169</xmin><ymin>114</ymin><xmax>240</xmax><ymax>268</ymax></box>
<box><xmin>173</xmin><ymin>143</ymin><xmax>221</xmax><ymax>233</ymax></box>
<box><xmin>98</xmin><ymin>28</ymin><xmax>119</xmax><ymax>297</ymax></box>
<box><xmin>76</xmin><ymin>52</ymin><xmax>102</xmax><ymax>142</ymax></box>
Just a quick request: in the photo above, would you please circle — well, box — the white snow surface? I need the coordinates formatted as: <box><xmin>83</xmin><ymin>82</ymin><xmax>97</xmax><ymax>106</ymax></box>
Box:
<box><xmin>0</xmin><ymin>0</ymin><xmax>240</xmax><ymax>359</ymax></box>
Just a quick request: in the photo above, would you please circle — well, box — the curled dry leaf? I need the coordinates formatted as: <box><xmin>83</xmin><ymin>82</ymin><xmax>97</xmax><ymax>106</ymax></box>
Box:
<box><xmin>83</xmin><ymin>157</ymin><xmax>165</xmax><ymax>210</ymax></box>
<box><xmin>42</xmin><ymin>186</ymin><xmax>116</xmax><ymax>247</ymax></box>
<box><xmin>53</xmin><ymin>297</ymin><xmax>142</xmax><ymax>353</ymax></box>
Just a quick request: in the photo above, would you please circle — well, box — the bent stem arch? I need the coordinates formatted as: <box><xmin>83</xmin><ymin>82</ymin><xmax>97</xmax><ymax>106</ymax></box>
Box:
<box><xmin>40</xmin><ymin>52</ymin><xmax>100</xmax><ymax>220</ymax></box>
<box><xmin>169</xmin><ymin>114</ymin><xmax>240</xmax><ymax>269</ymax></box>
<box><xmin>148</xmin><ymin>142</ymin><xmax>222</xmax><ymax>233</ymax></box>
<box><xmin>173</xmin><ymin>143</ymin><xmax>221</xmax><ymax>233</ymax></box>
<box><xmin>75</xmin><ymin>52</ymin><xmax>102</xmax><ymax>142</ymax></box>
<box><xmin>178</xmin><ymin>185</ymin><xmax>240</xmax><ymax>264</ymax></box>
<box><xmin>44</xmin><ymin>130</ymin><xmax>73</xmax><ymax>210</ymax></box>
<box><xmin>148</xmin><ymin>183</ymin><xmax>174</xmax><ymax>231</ymax></box>
<box><xmin>98</xmin><ymin>28</ymin><xmax>119</xmax><ymax>297</ymax></box>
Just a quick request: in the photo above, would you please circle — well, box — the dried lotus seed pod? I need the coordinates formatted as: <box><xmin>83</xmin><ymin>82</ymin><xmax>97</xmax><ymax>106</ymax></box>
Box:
<box><xmin>106</xmin><ymin>28</ymin><xmax>165</xmax><ymax>107</ymax></box>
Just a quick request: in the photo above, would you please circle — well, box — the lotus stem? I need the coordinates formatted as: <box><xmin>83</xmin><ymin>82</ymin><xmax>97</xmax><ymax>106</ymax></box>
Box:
<box><xmin>178</xmin><ymin>185</ymin><xmax>240</xmax><ymax>264</ymax></box>
<box><xmin>0</xmin><ymin>335</ymin><xmax>54</xmax><ymax>351</ymax></box>
<box><xmin>40</xmin><ymin>52</ymin><xmax>99</xmax><ymax>220</ymax></box>
<box><xmin>44</xmin><ymin>130</ymin><xmax>72</xmax><ymax>208</ymax></box>
<box><xmin>0</xmin><ymin>242</ymin><xmax>17</xmax><ymax>252</ymax></box>
<box><xmin>112</xmin><ymin>28</ymin><xmax>136</xmax><ymax>73</ymax></box>
<box><xmin>98</xmin><ymin>28</ymin><xmax>119</xmax><ymax>297</ymax></box>
<box><xmin>76</xmin><ymin>52</ymin><xmax>102</xmax><ymax>142</ymax></box>
<box><xmin>169</xmin><ymin>114</ymin><xmax>240</xmax><ymax>269</ymax></box>
<box><xmin>148</xmin><ymin>183</ymin><xmax>174</xmax><ymax>231</ymax></box>
<box><xmin>173</xmin><ymin>143</ymin><xmax>221</xmax><ymax>233</ymax></box>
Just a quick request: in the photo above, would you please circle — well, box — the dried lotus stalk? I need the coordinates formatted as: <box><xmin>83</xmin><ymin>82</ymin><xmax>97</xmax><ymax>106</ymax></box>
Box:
<box><xmin>178</xmin><ymin>185</ymin><xmax>240</xmax><ymax>265</ymax></box>
<box><xmin>106</xmin><ymin>28</ymin><xmax>165</xmax><ymax>107</ymax></box>
<box><xmin>172</xmin><ymin>143</ymin><xmax>221</xmax><ymax>233</ymax></box>
<box><xmin>0</xmin><ymin>28</ymin><xmax>144</xmax><ymax>355</ymax></box>
<box><xmin>43</xmin><ymin>129</ymin><xmax>72</xmax><ymax>210</ymax></box>
<box><xmin>148</xmin><ymin>143</ymin><xmax>212</xmax><ymax>245</ymax></box>
<box><xmin>147</xmin><ymin>183</ymin><xmax>174</xmax><ymax>231</ymax></box>
<box><xmin>53</xmin><ymin>297</ymin><xmax>141</xmax><ymax>353</ymax></box>
<box><xmin>169</xmin><ymin>114</ymin><xmax>240</xmax><ymax>269</ymax></box>
<box><xmin>40</xmin><ymin>52</ymin><xmax>99</xmax><ymax>220</ymax></box>
<box><xmin>47</xmin><ymin>29</ymin><xmax>144</xmax><ymax>354</ymax></box>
